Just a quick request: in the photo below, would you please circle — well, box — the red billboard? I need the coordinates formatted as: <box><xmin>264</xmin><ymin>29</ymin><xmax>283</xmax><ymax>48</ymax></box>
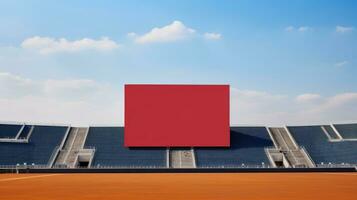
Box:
<box><xmin>124</xmin><ymin>84</ymin><xmax>230</xmax><ymax>147</ymax></box>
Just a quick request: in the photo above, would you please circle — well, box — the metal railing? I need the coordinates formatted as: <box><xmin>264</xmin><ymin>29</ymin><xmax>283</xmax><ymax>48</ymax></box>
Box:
<box><xmin>1</xmin><ymin>162</ymin><xmax>355</xmax><ymax>170</ymax></box>
<box><xmin>316</xmin><ymin>163</ymin><xmax>357</xmax><ymax>168</ymax></box>
<box><xmin>300</xmin><ymin>146</ymin><xmax>316</xmax><ymax>167</ymax></box>
<box><xmin>47</xmin><ymin>146</ymin><xmax>61</xmax><ymax>167</ymax></box>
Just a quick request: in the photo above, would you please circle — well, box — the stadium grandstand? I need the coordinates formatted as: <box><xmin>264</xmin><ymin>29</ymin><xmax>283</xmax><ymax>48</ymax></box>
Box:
<box><xmin>1</xmin><ymin>121</ymin><xmax>356</xmax><ymax>171</ymax></box>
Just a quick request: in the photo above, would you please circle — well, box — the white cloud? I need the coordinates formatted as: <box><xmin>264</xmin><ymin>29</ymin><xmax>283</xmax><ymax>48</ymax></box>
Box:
<box><xmin>230</xmin><ymin>88</ymin><xmax>289</xmax><ymax>125</ymax></box>
<box><xmin>204</xmin><ymin>32</ymin><xmax>222</xmax><ymax>40</ymax></box>
<box><xmin>336</xmin><ymin>26</ymin><xmax>354</xmax><ymax>33</ymax></box>
<box><xmin>298</xmin><ymin>26</ymin><xmax>310</xmax><ymax>32</ymax></box>
<box><xmin>285</xmin><ymin>26</ymin><xmax>311</xmax><ymax>32</ymax></box>
<box><xmin>335</xmin><ymin>61</ymin><xmax>349</xmax><ymax>67</ymax></box>
<box><xmin>320</xmin><ymin>93</ymin><xmax>357</xmax><ymax>110</ymax></box>
<box><xmin>1</xmin><ymin>73</ymin><xmax>356</xmax><ymax>126</ymax></box>
<box><xmin>230</xmin><ymin>88</ymin><xmax>357</xmax><ymax>126</ymax></box>
<box><xmin>300</xmin><ymin>93</ymin><xmax>357</xmax><ymax>123</ymax></box>
<box><xmin>133</xmin><ymin>20</ymin><xmax>196</xmax><ymax>44</ymax></box>
<box><xmin>0</xmin><ymin>72</ymin><xmax>122</xmax><ymax>126</ymax></box>
<box><xmin>295</xmin><ymin>93</ymin><xmax>321</xmax><ymax>103</ymax></box>
<box><xmin>21</xmin><ymin>36</ymin><xmax>120</xmax><ymax>54</ymax></box>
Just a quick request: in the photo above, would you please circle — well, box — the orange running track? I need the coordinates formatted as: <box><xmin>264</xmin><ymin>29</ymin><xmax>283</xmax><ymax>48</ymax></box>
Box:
<box><xmin>0</xmin><ymin>173</ymin><xmax>356</xmax><ymax>200</ymax></box>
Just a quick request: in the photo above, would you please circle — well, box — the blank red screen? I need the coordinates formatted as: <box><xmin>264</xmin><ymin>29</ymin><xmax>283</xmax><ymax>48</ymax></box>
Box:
<box><xmin>124</xmin><ymin>84</ymin><xmax>230</xmax><ymax>147</ymax></box>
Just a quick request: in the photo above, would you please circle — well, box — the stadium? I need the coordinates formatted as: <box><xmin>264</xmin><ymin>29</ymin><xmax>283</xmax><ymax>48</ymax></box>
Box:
<box><xmin>1</xmin><ymin>84</ymin><xmax>356</xmax><ymax>171</ymax></box>
<box><xmin>0</xmin><ymin>84</ymin><xmax>356</xmax><ymax>200</ymax></box>
<box><xmin>1</xmin><ymin>1</ymin><xmax>357</xmax><ymax>199</ymax></box>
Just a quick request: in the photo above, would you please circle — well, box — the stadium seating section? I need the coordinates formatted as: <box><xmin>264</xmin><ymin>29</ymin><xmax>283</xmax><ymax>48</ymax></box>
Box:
<box><xmin>0</xmin><ymin>125</ymin><xmax>68</xmax><ymax>166</ymax></box>
<box><xmin>195</xmin><ymin>127</ymin><xmax>273</xmax><ymax>167</ymax></box>
<box><xmin>1</xmin><ymin>122</ymin><xmax>356</xmax><ymax>168</ymax></box>
<box><xmin>84</xmin><ymin>127</ymin><xmax>167</xmax><ymax>168</ymax></box>
<box><xmin>0</xmin><ymin>124</ymin><xmax>22</xmax><ymax>138</ymax></box>
<box><xmin>333</xmin><ymin>123</ymin><xmax>357</xmax><ymax>139</ymax></box>
<box><xmin>287</xmin><ymin>126</ymin><xmax>357</xmax><ymax>165</ymax></box>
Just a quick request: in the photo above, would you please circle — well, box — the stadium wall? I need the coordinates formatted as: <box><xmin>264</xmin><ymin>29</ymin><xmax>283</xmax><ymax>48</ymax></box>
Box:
<box><xmin>1</xmin><ymin>167</ymin><xmax>355</xmax><ymax>174</ymax></box>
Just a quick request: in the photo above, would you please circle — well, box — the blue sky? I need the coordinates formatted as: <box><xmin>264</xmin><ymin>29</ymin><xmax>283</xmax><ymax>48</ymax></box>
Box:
<box><xmin>0</xmin><ymin>0</ymin><xmax>356</xmax><ymax>125</ymax></box>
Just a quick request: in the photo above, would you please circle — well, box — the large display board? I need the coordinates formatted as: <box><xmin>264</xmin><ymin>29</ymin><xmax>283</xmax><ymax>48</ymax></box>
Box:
<box><xmin>124</xmin><ymin>84</ymin><xmax>230</xmax><ymax>147</ymax></box>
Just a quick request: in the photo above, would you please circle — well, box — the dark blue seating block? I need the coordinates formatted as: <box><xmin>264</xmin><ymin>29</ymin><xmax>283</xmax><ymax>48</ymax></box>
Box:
<box><xmin>0</xmin><ymin>124</ymin><xmax>22</xmax><ymax>138</ymax></box>
<box><xmin>288</xmin><ymin>126</ymin><xmax>357</xmax><ymax>165</ymax></box>
<box><xmin>334</xmin><ymin>123</ymin><xmax>357</xmax><ymax>139</ymax></box>
<box><xmin>195</xmin><ymin>127</ymin><xmax>273</xmax><ymax>167</ymax></box>
<box><xmin>0</xmin><ymin>125</ymin><xmax>67</xmax><ymax>165</ymax></box>
<box><xmin>84</xmin><ymin>127</ymin><xmax>167</xmax><ymax>168</ymax></box>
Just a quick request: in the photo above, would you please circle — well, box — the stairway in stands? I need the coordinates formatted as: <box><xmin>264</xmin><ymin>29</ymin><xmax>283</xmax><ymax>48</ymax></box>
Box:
<box><xmin>169</xmin><ymin>148</ymin><xmax>196</xmax><ymax>168</ymax></box>
<box><xmin>54</xmin><ymin>127</ymin><xmax>92</xmax><ymax>168</ymax></box>
<box><xmin>269</xmin><ymin>127</ymin><xmax>315</xmax><ymax>168</ymax></box>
